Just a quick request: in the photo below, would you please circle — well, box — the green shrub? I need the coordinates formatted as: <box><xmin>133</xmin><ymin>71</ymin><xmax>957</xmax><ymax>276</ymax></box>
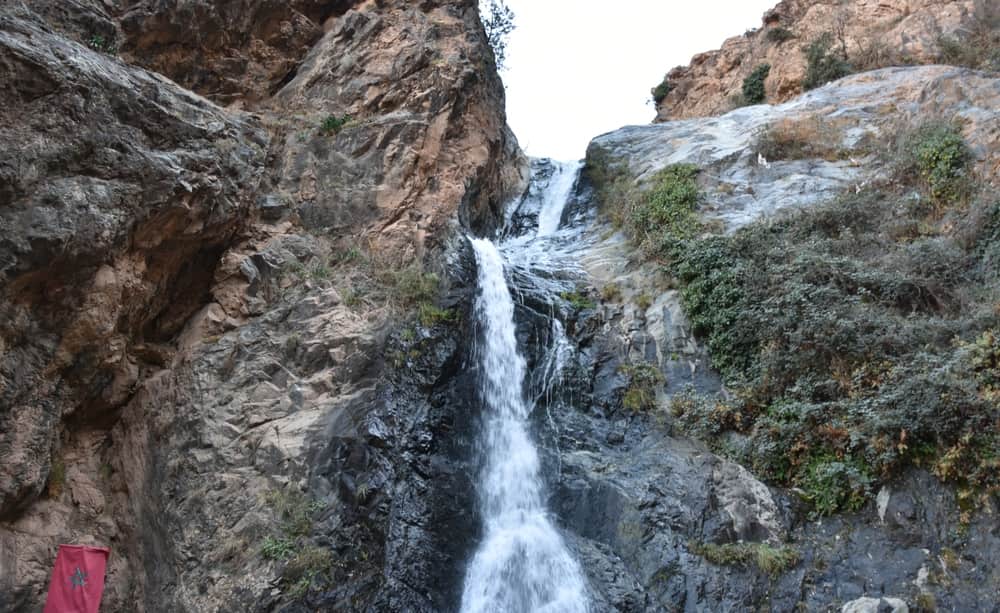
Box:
<box><xmin>418</xmin><ymin>303</ymin><xmax>454</xmax><ymax>327</ymax></box>
<box><xmin>632</xmin><ymin>164</ymin><xmax>703</xmax><ymax>253</ymax></box>
<box><xmin>802</xmin><ymin>33</ymin><xmax>853</xmax><ymax>90</ymax></box>
<box><xmin>619</xmin><ymin>362</ymin><xmax>666</xmax><ymax>412</ymax></box>
<box><xmin>88</xmin><ymin>34</ymin><xmax>117</xmax><ymax>54</ymax></box>
<box><xmin>741</xmin><ymin>64</ymin><xmax>771</xmax><ymax>105</ymax></box>
<box><xmin>766</xmin><ymin>27</ymin><xmax>795</xmax><ymax>44</ymax></box>
<box><xmin>261</xmin><ymin>536</ymin><xmax>297</xmax><ymax>561</ymax></box>
<box><xmin>666</xmin><ymin>177</ymin><xmax>999</xmax><ymax>516</ymax></box>
<box><xmin>689</xmin><ymin>541</ymin><xmax>800</xmax><ymax>577</ymax></box>
<box><xmin>798</xmin><ymin>455</ymin><xmax>873</xmax><ymax>518</ymax></box>
<box><xmin>910</xmin><ymin>123</ymin><xmax>971</xmax><ymax>206</ymax></box>
<box><xmin>320</xmin><ymin>114</ymin><xmax>352</xmax><ymax>134</ymax></box>
<box><xmin>560</xmin><ymin>290</ymin><xmax>596</xmax><ymax>310</ymax></box>
<box><xmin>651</xmin><ymin>79</ymin><xmax>674</xmax><ymax>104</ymax></box>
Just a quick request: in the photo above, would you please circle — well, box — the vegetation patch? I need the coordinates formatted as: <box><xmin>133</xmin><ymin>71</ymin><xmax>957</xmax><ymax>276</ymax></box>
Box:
<box><xmin>320</xmin><ymin>114</ymin><xmax>352</xmax><ymax>135</ymax></box>
<box><xmin>630</xmin><ymin>164</ymin><xmax>703</xmax><ymax>254</ymax></box>
<box><xmin>902</xmin><ymin>122</ymin><xmax>972</xmax><ymax>208</ymax></box>
<box><xmin>619</xmin><ymin>362</ymin><xmax>666</xmax><ymax>412</ymax></box>
<box><xmin>753</xmin><ymin>115</ymin><xmax>854</xmax><ymax>162</ymax></box>
<box><xmin>87</xmin><ymin>34</ymin><xmax>117</xmax><ymax>54</ymax></box>
<box><xmin>689</xmin><ymin>541</ymin><xmax>800</xmax><ymax>577</ymax></box>
<box><xmin>802</xmin><ymin>32</ymin><xmax>853</xmax><ymax>90</ymax></box>
<box><xmin>765</xmin><ymin>26</ymin><xmax>795</xmax><ymax>44</ymax></box>
<box><xmin>741</xmin><ymin>64</ymin><xmax>771</xmax><ymax>106</ymax></box>
<box><xmin>651</xmin><ymin>79</ymin><xmax>674</xmax><ymax>104</ymax></box>
<box><xmin>560</xmin><ymin>290</ymin><xmax>596</xmax><ymax>310</ymax></box>
<box><xmin>665</xmin><ymin>124</ymin><xmax>999</xmax><ymax>517</ymax></box>
<box><xmin>260</xmin><ymin>488</ymin><xmax>335</xmax><ymax>600</ymax></box>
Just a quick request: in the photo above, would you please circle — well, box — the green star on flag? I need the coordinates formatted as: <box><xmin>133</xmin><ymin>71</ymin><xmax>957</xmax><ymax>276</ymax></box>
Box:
<box><xmin>70</xmin><ymin>567</ymin><xmax>87</xmax><ymax>589</ymax></box>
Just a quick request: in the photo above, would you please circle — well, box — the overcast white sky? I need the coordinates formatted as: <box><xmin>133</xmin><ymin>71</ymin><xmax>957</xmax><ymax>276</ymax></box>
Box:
<box><xmin>500</xmin><ymin>0</ymin><xmax>777</xmax><ymax>160</ymax></box>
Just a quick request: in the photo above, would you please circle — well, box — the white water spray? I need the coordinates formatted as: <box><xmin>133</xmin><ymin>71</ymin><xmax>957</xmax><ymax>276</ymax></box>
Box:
<box><xmin>460</xmin><ymin>161</ymin><xmax>589</xmax><ymax>613</ymax></box>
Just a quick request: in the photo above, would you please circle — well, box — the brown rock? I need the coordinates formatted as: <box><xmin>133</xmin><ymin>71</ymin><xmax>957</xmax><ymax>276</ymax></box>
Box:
<box><xmin>653</xmin><ymin>0</ymin><xmax>981</xmax><ymax>121</ymax></box>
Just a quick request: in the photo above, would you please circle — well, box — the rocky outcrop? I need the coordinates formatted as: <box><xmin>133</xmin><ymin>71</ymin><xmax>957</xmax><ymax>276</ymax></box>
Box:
<box><xmin>0</xmin><ymin>6</ymin><xmax>267</xmax><ymax>521</ymax></box>
<box><xmin>652</xmin><ymin>0</ymin><xmax>983</xmax><ymax>121</ymax></box>
<box><xmin>561</xmin><ymin>64</ymin><xmax>1000</xmax><ymax>610</ymax></box>
<box><xmin>616</xmin><ymin>66</ymin><xmax>1000</xmax><ymax>225</ymax></box>
<box><xmin>0</xmin><ymin>0</ymin><xmax>523</xmax><ymax>610</ymax></box>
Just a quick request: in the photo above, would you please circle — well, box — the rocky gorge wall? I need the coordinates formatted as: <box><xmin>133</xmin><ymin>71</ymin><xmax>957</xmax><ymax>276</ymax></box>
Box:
<box><xmin>571</xmin><ymin>63</ymin><xmax>1000</xmax><ymax>610</ymax></box>
<box><xmin>652</xmin><ymin>0</ymin><xmax>992</xmax><ymax>121</ymax></box>
<box><xmin>0</xmin><ymin>0</ymin><xmax>524</xmax><ymax>610</ymax></box>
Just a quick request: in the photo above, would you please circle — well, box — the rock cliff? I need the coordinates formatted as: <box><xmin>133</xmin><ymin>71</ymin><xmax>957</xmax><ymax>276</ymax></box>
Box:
<box><xmin>576</xmin><ymin>63</ymin><xmax>1000</xmax><ymax>610</ymax></box>
<box><xmin>653</xmin><ymin>0</ymin><xmax>995</xmax><ymax>121</ymax></box>
<box><xmin>0</xmin><ymin>0</ymin><xmax>523</xmax><ymax>610</ymax></box>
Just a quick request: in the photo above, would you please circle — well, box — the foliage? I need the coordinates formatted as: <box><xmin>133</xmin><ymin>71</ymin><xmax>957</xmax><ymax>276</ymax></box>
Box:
<box><xmin>798</xmin><ymin>455</ymin><xmax>873</xmax><ymax>519</ymax></box>
<box><xmin>802</xmin><ymin>33</ymin><xmax>853</xmax><ymax>90</ymax></box>
<box><xmin>741</xmin><ymin>64</ymin><xmax>771</xmax><ymax>105</ymax></box>
<box><xmin>560</xmin><ymin>290</ymin><xmax>596</xmax><ymax>310</ymax></box>
<box><xmin>635</xmin><ymin>293</ymin><xmax>653</xmax><ymax>310</ymax></box>
<box><xmin>906</xmin><ymin>123</ymin><xmax>971</xmax><ymax>207</ymax></box>
<box><xmin>582</xmin><ymin>146</ymin><xmax>641</xmax><ymax>230</ymax></box>
<box><xmin>261</xmin><ymin>536</ymin><xmax>297</xmax><ymax>561</ymax></box>
<box><xmin>619</xmin><ymin>362</ymin><xmax>666</xmax><ymax>412</ymax></box>
<box><xmin>88</xmin><ymin>34</ymin><xmax>117</xmax><ymax>54</ymax></box>
<box><xmin>631</xmin><ymin>164</ymin><xmax>703</xmax><ymax>254</ymax></box>
<box><xmin>652</xmin><ymin>79</ymin><xmax>674</xmax><ymax>104</ymax></box>
<box><xmin>765</xmin><ymin>27</ymin><xmax>795</xmax><ymax>44</ymax></box>
<box><xmin>665</xmin><ymin>132</ymin><xmax>998</xmax><ymax>516</ymax></box>
<box><xmin>480</xmin><ymin>0</ymin><xmax>516</xmax><ymax>70</ymax></box>
<box><xmin>689</xmin><ymin>541</ymin><xmax>800</xmax><ymax>577</ymax></box>
<box><xmin>418</xmin><ymin>303</ymin><xmax>454</xmax><ymax>327</ymax></box>
<box><xmin>393</xmin><ymin>265</ymin><xmax>441</xmax><ymax>307</ymax></box>
<box><xmin>320</xmin><ymin>114</ymin><xmax>352</xmax><ymax>135</ymax></box>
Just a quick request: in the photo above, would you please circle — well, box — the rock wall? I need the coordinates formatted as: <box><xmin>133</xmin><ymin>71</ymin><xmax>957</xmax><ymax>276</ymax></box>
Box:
<box><xmin>577</xmin><ymin>64</ymin><xmax>1000</xmax><ymax>611</ymax></box>
<box><xmin>0</xmin><ymin>0</ymin><xmax>524</xmax><ymax>610</ymax></box>
<box><xmin>653</xmin><ymin>0</ymin><xmax>982</xmax><ymax>121</ymax></box>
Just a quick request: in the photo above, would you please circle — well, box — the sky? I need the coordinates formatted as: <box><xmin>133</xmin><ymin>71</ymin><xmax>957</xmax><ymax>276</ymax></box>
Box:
<box><xmin>499</xmin><ymin>0</ymin><xmax>778</xmax><ymax>160</ymax></box>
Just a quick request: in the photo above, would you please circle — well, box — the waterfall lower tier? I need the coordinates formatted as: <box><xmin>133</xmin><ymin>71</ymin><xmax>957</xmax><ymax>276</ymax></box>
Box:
<box><xmin>460</xmin><ymin>235</ymin><xmax>589</xmax><ymax>613</ymax></box>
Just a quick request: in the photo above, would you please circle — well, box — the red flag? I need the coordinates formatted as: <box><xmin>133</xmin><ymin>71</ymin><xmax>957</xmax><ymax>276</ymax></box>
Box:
<box><xmin>42</xmin><ymin>545</ymin><xmax>110</xmax><ymax>613</ymax></box>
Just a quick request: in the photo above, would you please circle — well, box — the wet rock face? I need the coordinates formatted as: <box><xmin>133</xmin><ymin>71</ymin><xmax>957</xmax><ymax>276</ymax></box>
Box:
<box><xmin>0</xmin><ymin>6</ymin><xmax>267</xmax><ymax>520</ymax></box>
<box><xmin>653</xmin><ymin>0</ymin><xmax>978</xmax><ymax>121</ymax></box>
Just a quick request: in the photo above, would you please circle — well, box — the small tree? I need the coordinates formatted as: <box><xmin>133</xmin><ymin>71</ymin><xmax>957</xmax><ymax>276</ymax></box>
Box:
<box><xmin>480</xmin><ymin>0</ymin><xmax>516</xmax><ymax>70</ymax></box>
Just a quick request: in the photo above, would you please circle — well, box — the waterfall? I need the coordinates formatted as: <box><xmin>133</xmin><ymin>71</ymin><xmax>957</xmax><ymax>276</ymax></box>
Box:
<box><xmin>460</xmin><ymin>161</ymin><xmax>589</xmax><ymax>613</ymax></box>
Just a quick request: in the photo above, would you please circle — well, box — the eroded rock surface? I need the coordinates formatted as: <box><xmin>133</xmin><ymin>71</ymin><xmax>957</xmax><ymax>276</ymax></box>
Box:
<box><xmin>653</xmin><ymin>0</ymin><xmax>982</xmax><ymax>121</ymax></box>
<box><xmin>602</xmin><ymin>66</ymin><xmax>1000</xmax><ymax>232</ymax></box>
<box><xmin>0</xmin><ymin>0</ymin><xmax>523</xmax><ymax>611</ymax></box>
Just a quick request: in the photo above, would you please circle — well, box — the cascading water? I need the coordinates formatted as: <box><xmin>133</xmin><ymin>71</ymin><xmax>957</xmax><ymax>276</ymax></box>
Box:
<box><xmin>460</xmin><ymin>162</ymin><xmax>590</xmax><ymax>613</ymax></box>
